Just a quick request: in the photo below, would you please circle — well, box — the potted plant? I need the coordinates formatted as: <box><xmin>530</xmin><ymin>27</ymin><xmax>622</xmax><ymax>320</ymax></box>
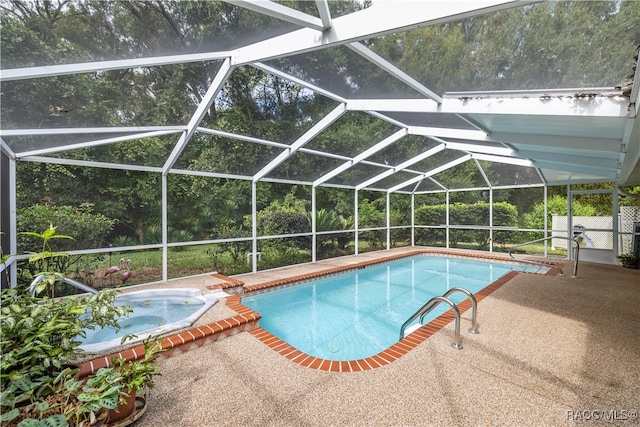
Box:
<box><xmin>0</xmin><ymin>287</ymin><xmax>132</xmax><ymax>426</ymax></box>
<box><xmin>617</xmin><ymin>252</ymin><xmax>640</xmax><ymax>268</ymax></box>
<box><xmin>0</xmin><ymin>225</ymin><xmax>162</xmax><ymax>426</ymax></box>
<box><xmin>106</xmin><ymin>339</ymin><xmax>163</xmax><ymax>424</ymax></box>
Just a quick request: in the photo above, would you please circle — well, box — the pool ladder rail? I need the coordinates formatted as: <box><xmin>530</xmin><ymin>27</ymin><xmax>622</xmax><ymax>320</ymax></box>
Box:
<box><xmin>28</xmin><ymin>274</ymin><xmax>99</xmax><ymax>297</ymax></box>
<box><xmin>399</xmin><ymin>287</ymin><xmax>479</xmax><ymax>350</ymax></box>
<box><xmin>508</xmin><ymin>236</ymin><xmax>580</xmax><ymax>278</ymax></box>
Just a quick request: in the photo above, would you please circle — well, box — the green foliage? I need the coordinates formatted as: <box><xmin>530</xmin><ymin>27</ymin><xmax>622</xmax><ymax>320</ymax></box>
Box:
<box><xmin>617</xmin><ymin>252</ymin><xmax>640</xmax><ymax>268</ymax></box>
<box><xmin>0</xmin><ymin>288</ymin><xmax>130</xmax><ymax>383</ymax></box>
<box><xmin>112</xmin><ymin>235</ymin><xmax>137</xmax><ymax>248</ymax></box>
<box><xmin>110</xmin><ymin>340</ymin><xmax>163</xmax><ymax>396</ymax></box>
<box><xmin>257</xmin><ymin>211</ymin><xmax>310</xmax><ymax>253</ymax></box>
<box><xmin>17</xmin><ymin>204</ymin><xmax>115</xmax><ymax>253</ymax></box>
<box><xmin>358</xmin><ymin>198</ymin><xmax>386</xmax><ymax>229</ymax></box>
<box><xmin>310</xmin><ymin>208</ymin><xmax>351</xmax><ymax>258</ymax></box>
<box><xmin>258</xmin><ymin>241</ymin><xmax>311</xmax><ymax>270</ymax></box>
<box><xmin>523</xmin><ymin>195</ymin><xmax>596</xmax><ymax>230</ymax></box>
<box><xmin>0</xmin><ymin>286</ymin><xmax>135</xmax><ymax>426</ymax></box>
<box><xmin>18</xmin><ymin>224</ymin><xmax>73</xmax><ymax>295</ymax></box>
<box><xmin>415</xmin><ymin>201</ymin><xmax>518</xmax><ymax>247</ymax></box>
<box><xmin>257</xmin><ymin>211</ymin><xmax>310</xmax><ymax>237</ymax></box>
<box><xmin>259</xmin><ymin>186</ymin><xmax>309</xmax><ymax>215</ymax></box>
<box><xmin>215</xmin><ymin>229</ymin><xmax>251</xmax><ymax>265</ymax></box>
<box><xmin>0</xmin><ymin>224</ymin><xmax>160</xmax><ymax>426</ymax></box>
<box><xmin>372</xmin><ymin>1</ymin><xmax>639</xmax><ymax>92</ymax></box>
<box><xmin>0</xmin><ymin>366</ymin><xmax>123</xmax><ymax>427</ymax></box>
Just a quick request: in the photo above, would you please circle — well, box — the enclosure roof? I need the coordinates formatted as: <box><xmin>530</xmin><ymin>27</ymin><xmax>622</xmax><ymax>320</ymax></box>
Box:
<box><xmin>1</xmin><ymin>0</ymin><xmax>639</xmax><ymax>191</ymax></box>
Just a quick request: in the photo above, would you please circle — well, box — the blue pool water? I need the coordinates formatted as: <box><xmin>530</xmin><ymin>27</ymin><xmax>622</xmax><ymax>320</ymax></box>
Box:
<box><xmin>79</xmin><ymin>288</ymin><xmax>218</xmax><ymax>354</ymax></box>
<box><xmin>243</xmin><ymin>255</ymin><xmax>545</xmax><ymax>360</ymax></box>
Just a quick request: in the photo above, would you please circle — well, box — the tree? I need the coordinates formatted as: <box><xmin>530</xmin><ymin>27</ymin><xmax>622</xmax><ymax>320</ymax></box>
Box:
<box><xmin>524</xmin><ymin>195</ymin><xmax>596</xmax><ymax>231</ymax></box>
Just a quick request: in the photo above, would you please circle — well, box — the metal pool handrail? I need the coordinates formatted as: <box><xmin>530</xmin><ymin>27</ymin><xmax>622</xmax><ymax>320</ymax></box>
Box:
<box><xmin>28</xmin><ymin>274</ymin><xmax>99</xmax><ymax>297</ymax></box>
<box><xmin>399</xmin><ymin>296</ymin><xmax>463</xmax><ymax>349</ymax></box>
<box><xmin>508</xmin><ymin>236</ymin><xmax>579</xmax><ymax>278</ymax></box>
<box><xmin>421</xmin><ymin>287</ymin><xmax>479</xmax><ymax>335</ymax></box>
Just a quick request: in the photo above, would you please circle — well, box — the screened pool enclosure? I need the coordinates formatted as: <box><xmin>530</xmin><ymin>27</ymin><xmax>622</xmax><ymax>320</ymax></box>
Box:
<box><xmin>1</xmin><ymin>1</ymin><xmax>640</xmax><ymax>287</ymax></box>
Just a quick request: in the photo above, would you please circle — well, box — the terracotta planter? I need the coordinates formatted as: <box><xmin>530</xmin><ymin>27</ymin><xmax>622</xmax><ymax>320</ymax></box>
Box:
<box><xmin>107</xmin><ymin>389</ymin><xmax>136</xmax><ymax>424</ymax></box>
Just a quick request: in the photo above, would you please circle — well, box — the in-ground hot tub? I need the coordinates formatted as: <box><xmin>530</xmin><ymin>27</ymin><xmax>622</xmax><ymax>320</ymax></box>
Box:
<box><xmin>79</xmin><ymin>288</ymin><xmax>218</xmax><ymax>354</ymax></box>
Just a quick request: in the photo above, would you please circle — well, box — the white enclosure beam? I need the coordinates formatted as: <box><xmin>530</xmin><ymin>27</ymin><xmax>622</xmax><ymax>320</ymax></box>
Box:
<box><xmin>253</xmin><ymin>103</ymin><xmax>346</xmax><ymax>181</ymax></box>
<box><xmin>233</xmin><ymin>1</ymin><xmax>536</xmax><ymax>65</ymax></box>
<box><xmin>346</xmin><ymin>99</ymin><xmax>439</xmax><ymax>113</ymax></box>
<box><xmin>498</xmin><ymin>133</ymin><xmax>624</xmax><ymax>153</ymax></box>
<box><xmin>252</xmin><ymin>63</ymin><xmax>347</xmax><ymax>104</ymax></box>
<box><xmin>356</xmin><ymin>143</ymin><xmax>446</xmax><ymax>190</ymax></box>
<box><xmin>21</xmin><ymin>156</ymin><xmax>162</xmax><ymax>173</ymax></box>
<box><xmin>225</xmin><ymin>0</ymin><xmax>329</xmax><ymax>31</ymax></box>
<box><xmin>0</xmin><ymin>126</ymin><xmax>187</xmax><ymax>137</ymax></box>
<box><xmin>534</xmin><ymin>160</ymin><xmax>619</xmax><ymax>179</ymax></box>
<box><xmin>0</xmin><ymin>52</ymin><xmax>231</xmax><ymax>81</ymax></box>
<box><xmin>445</xmin><ymin>141</ymin><xmax>515</xmax><ymax>157</ymax></box>
<box><xmin>15</xmin><ymin>130</ymin><xmax>181</xmax><ymax>159</ymax></box>
<box><xmin>471</xmin><ymin>153</ymin><xmax>534</xmax><ymax>167</ymax></box>
<box><xmin>347</xmin><ymin>42</ymin><xmax>442</xmax><ymax>103</ymax></box>
<box><xmin>442</xmin><ymin>89</ymin><xmax>629</xmax><ymax>118</ymax></box>
<box><xmin>315</xmin><ymin>0</ymin><xmax>332</xmax><ymax>29</ymax></box>
<box><xmin>196</xmin><ymin>127</ymin><xmax>290</xmax><ymax>149</ymax></box>
<box><xmin>163</xmin><ymin>59</ymin><xmax>234</xmax><ymax>174</ymax></box>
<box><xmin>387</xmin><ymin>154</ymin><xmax>472</xmax><ymax>192</ymax></box>
<box><xmin>1</xmin><ymin>139</ymin><xmax>15</xmax><ymax>159</ymax></box>
<box><xmin>368</xmin><ymin>111</ymin><xmax>416</xmax><ymax>129</ymax></box>
<box><xmin>408</xmin><ymin>126</ymin><xmax>489</xmax><ymax>142</ymax></box>
<box><xmin>161</xmin><ymin>175</ymin><xmax>168</xmax><ymax>281</ymax></box>
<box><xmin>313</xmin><ymin>128</ymin><xmax>407</xmax><ymax>186</ymax></box>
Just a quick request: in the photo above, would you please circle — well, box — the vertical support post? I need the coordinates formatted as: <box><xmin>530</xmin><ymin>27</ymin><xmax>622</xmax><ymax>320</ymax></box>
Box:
<box><xmin>311</xmin><ymin>186</ymin><xmax>317</xmax><ymax>262</ymax></box>
<box><xmin>411</xmin><ymin>193</ymin><xmax>415</xmax><ymax>246</ymax></box>
<box><xmin>543</xmin><ymin>185</ymin><xmax>548</xmax><ymax>258</ymax></box>
<box><xmin>161</xmin><ymin>174</ymin><xmax>168</xmax><ymax>281</ymax></box>
<box><xmin>567</xmin><ymin>184</ymin><xmax>573</xmax><ymax>260</ymax></box>
<box><xmin>1</xmin><ymin>153</ymin><xmax>17</xmax><ymax>288</ymax></box>
<box><xmin>252</xmin><ymin>181</ymin><xmax>258</xmax><ymax>273</ymax></box>
<box><xmin>386</xmin><ymin>192</ymin><xmax>391</xmax><ymax>250</ymax></box>
<box><xmin>613</xmin><ymin>188</ymin><xmax>619</xmax><ymax>258</ymax></box>
<box><xmin>445</xmin><ymin>191</ymin><xmax>450</xmax><ymax>249</ymax></box>
<box><xmin>489</xmin><ymin>188</ymin><xmax>493</xmax><ymax>253</ymax></box>
<box><xmin>9</xmin><ymin>157</ymin><xmax>17</xmax><ymax>287</ymax></box>
<box><xmin>354</xmin><ymin>190</ymin><xmax>359</xmax><ymax>255</ymax></box>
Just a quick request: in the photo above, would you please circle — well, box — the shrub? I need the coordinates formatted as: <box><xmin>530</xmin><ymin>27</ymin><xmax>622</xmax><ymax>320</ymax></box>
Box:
<box><xmin>257</xmin><ymin>211</ymin><xmax>310</xmax><ymax>249</ymax></box>
<box><xmin>17</xmin><ymin>204</ymin><xmax>115</xmax><ymax>252</ymax></box>
<box><xmin>415</xmin><ymin>201</ymin><xmax>518</xmax><ymax>247</ymax></box>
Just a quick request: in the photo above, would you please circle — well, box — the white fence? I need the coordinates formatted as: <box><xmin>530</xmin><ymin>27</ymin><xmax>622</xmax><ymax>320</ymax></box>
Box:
<box><xmin>620</xmin><ymin>206</ymin><xmax>640</xmax><ymax>253</ymax></box>
<box><xmin>552</xmin><ymin>206</ymin><xmax>640</xmax><ymax>252</ymax></box>
<box><xmin>551</xmin><ymin>215</ymin><xmax>613</xmax><ymax>249</ymax></box>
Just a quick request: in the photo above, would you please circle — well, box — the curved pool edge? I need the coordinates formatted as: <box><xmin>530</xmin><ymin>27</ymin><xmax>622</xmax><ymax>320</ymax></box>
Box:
<box><xmin>75</xmin><ymin>248</ymin><xmax>561</xmax><ymax>378</ymax></box>
<box><xmin>75</xmin><ymin>294</ymin><xmax>261</xmax><ymax>379</ymax></box>
<box><xmin>79</xmin><ymin>288</ymin><xmax>219</xmax><ymax>354</ymax></box>
<box><xmin>246</xmin><ymin>269</ymin><xmax>521</xmax><ymax>372</ymax></box>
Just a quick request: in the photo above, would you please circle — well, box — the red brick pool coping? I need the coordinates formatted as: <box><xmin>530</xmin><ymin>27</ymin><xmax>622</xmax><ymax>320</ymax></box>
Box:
<box><xmin>76</xmin><ymin>249</ymin><xmax>560</xmax><ymax>377</ymax></box>
<box><xmin>247</xmin><ymin>270</ymin><xmax>519</xmax><ymax>372</ymax></box>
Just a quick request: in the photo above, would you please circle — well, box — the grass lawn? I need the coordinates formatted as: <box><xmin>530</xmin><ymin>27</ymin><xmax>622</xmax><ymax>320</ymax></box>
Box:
<box><xmin>31</xmin><ymin>239</ymin><xmax>569</xmax><ymax>292</ymax></box>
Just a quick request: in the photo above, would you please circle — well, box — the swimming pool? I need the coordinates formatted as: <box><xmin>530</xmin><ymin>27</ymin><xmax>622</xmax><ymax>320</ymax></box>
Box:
<box><xmin>243</xmin><ymin>255</ymin><xmax>546</xmax><ymax>360</ymax></box>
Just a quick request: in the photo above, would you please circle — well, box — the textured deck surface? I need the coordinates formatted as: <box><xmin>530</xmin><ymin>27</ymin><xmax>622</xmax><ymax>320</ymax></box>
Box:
<box><xmin>133</xmin><ymin>247</ymin><xmax>640</xmax><ymax>427</ymax></box>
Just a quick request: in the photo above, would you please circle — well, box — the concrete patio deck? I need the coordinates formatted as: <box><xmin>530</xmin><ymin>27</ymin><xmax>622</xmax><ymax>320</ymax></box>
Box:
<box><xmin>133</xmin><ymin>248</ymin><xmax>640</xmax><ymax>427</ymax></box>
